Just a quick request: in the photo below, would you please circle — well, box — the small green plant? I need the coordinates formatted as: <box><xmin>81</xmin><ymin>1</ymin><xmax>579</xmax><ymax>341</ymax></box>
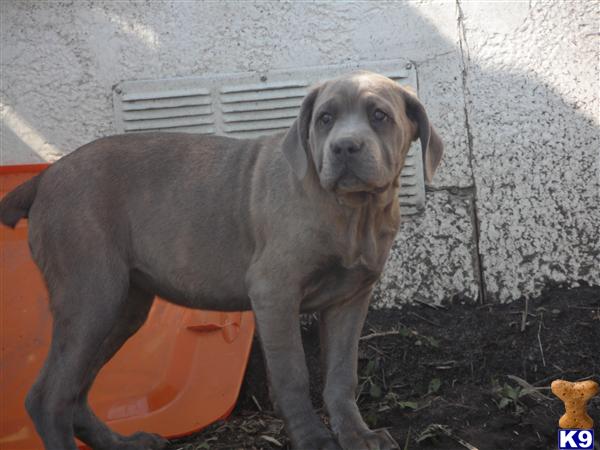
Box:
<box><xmin>378</xmin><ymin>391</ymin><xmax>419</xmax><ymax>413</ymax></box>
<box><xmin>427</xmin><ymin>378</ymin><xmax>442</xmax><ymax>395</ymax></box>
<box><xmin>359</xmin><ymin>359</ymin><xmax>384</xmax><ymax>400</ymax></box>
<box><xmin>416</xmin><ymin>424</ymin><xmax>452</xmax><ymax>444</ymax></box>
<box><xmin>364</xmin><ymin>409</ymin><xmax>379</xmax><ymax>428</ymax></box>
<box><xmin>492</xmin><ymin>380</ymin><xmax>526</xmax><ymax>415</ymax></box>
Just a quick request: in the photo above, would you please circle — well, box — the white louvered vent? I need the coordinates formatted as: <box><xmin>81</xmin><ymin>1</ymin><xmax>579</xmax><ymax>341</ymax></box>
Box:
<box><xmin>113</xmin><ymin>60</ymin><xmax>426</xmax><ymax>214</ymax></box>
<box><xmin>220</xmin><ymin>81</ymin><xmax>307</xmax><ymax>138</ymax></box>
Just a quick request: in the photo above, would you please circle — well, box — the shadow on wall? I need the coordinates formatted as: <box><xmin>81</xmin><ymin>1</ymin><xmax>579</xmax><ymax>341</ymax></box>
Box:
<box><xmin>455</xmin><ymin>1</ymin><xmax>599</xmax><ymax>302</ymax></box>
<box><xmin>358</xmin><ymin>2</ymin><xmax>598</xmax><ymax>304</ymax></box>
<box><xmin>0</xmin><ymin>1</ymin><xmax>598</xmax><ymax>303</ymax></box>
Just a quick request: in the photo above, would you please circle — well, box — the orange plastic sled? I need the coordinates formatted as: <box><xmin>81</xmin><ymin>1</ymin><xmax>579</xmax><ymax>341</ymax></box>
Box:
<box><xmin>0</xmin><ymin>164</ymin><xmax>256</xmax><ymax>450</ymax></box>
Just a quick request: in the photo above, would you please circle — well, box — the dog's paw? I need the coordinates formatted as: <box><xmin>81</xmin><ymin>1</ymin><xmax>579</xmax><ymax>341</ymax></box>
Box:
<box><xmin>337</xmin><ymin>428</ymin><xmax>399</xmax><ymax>450</ymax></box>
<box><xmin>119</xmin><ymin>431</ymin><xmax>169</xmax><ymax>450</ymax></box>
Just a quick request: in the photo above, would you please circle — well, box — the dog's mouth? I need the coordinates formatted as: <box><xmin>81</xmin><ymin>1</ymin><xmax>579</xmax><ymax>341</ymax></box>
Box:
<box><xmin>333</xmin><ymin>172</ymin><xmax>389</xmax><ymax>195</ymax></box>
<box><xmin>329</xmin><ymin>173</ymin><xmax>392</xmax><ymax>207</ymax></box>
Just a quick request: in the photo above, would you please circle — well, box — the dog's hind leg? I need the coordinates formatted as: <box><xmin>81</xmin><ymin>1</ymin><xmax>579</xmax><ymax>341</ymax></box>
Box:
<box><xmin>72</xmin><ymin>285</ymin><xmax>168</xmax><ymax>450</ymax></box>
<box><xmin>24</xmin><ymin>263</ymin><xmax>131</xmax><ymax>450</ymax></box>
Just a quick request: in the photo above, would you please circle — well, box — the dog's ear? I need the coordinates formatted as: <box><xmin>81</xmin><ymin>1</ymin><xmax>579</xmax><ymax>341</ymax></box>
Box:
<box><xmin>282</xmin><ymin>85</ymin><xmax>321</xmax><ymax>180</ymax></box>
<box><xmin>400</xmin><ymin>89</ymin><xmax>444</xmax><ymax>185</ymax></box>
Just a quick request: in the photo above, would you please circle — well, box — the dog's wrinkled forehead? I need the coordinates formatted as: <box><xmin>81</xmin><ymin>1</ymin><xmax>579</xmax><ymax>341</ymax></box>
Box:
<box><xmin>313</xmin><ymin>72</ymin><xmax>404</xmax><ymax>115</ymax></box>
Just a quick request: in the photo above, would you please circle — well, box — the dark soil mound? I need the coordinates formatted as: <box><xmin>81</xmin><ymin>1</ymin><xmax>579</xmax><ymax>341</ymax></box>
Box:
<box><xmin>169</xmin><ymin>285</ymin><xmax>599</xmax><ymax>450</ymax></box>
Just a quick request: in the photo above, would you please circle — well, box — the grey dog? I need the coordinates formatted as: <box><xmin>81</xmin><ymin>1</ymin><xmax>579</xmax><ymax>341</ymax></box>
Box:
<box><xmin>0</xmin><ymin>71</ymin><xmax>443</xmax><ymax>450</ymax></box>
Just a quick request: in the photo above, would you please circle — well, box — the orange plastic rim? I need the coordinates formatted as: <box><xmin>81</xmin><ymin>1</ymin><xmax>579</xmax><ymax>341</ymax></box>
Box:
<box><xmin>0</xmin><ymin>164</ymin><xmax>255</xmax><ymax>450</ymax></box>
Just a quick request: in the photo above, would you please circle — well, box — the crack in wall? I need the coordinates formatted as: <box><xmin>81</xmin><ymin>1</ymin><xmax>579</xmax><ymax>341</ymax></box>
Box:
<box><xmin>456</xmin><ymin>0</ymin><xmax>487</xmax><ymax>304</ymax></box>
<box><xmin>426</xmin><ymin>185</ymin><xmax>475</xmax><ymax>195</ymax></box>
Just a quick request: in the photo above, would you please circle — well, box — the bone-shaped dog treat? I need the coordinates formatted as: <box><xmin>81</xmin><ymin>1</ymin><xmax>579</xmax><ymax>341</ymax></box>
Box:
<box><xmin>551</xmin><ymin>379</ymin><xmax>599</xmax><ymax>429</ymax></box>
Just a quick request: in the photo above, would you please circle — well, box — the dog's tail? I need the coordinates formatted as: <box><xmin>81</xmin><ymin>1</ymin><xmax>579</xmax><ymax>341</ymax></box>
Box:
<box><xmin>0</xmin><ymin>175</ymin><xmax>42</xmax><ymax>228</ymax></box>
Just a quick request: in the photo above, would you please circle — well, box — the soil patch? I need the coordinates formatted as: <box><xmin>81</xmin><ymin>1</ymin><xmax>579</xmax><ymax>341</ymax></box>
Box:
<box><xmin>169</xmin><ymin>285</ymin><xmax>599</xmax><ymax>450</ymax></box>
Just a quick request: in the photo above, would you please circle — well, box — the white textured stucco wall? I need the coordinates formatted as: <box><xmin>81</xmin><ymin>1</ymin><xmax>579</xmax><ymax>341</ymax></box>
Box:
<box><xmin>1</xmin><ymin>1</ymin><xmax>598</xmax><ymax>304</ymax></box>
<box><xmin>460</xmin><ymin>1</ymin><xmax>599</xmax><ymax>301</ymax></box>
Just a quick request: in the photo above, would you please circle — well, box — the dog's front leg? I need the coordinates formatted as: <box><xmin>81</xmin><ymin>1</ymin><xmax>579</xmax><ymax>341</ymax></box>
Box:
<box><xmin>248</xmin><ymin>270</ymin><xmax>340</xmax><ymax>450</ymax></box>
<box><xmin>320</xmin><ymin>290</ymin><xmax>399</xmax><ymax>450</ymax></box>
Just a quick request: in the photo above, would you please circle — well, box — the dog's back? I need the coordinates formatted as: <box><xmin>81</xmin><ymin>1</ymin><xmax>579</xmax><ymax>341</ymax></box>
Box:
<box><xmin>1</xmin><ymin>132</ymin><xmax>281</xmax><ymax>310</ymax></box>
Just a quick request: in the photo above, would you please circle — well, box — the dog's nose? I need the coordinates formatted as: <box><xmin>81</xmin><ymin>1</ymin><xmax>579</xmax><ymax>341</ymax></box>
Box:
<box><xmin>331</xmin><ymin>137</ymin><xmax>363</xmax><ymax>158</ymax></box>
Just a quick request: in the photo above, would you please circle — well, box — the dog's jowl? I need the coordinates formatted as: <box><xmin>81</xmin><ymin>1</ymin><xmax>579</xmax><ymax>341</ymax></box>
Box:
<box><xmin>0</xmin><ymin>72</ymin><xmax>443</xmax><ymax>450</ymax></box>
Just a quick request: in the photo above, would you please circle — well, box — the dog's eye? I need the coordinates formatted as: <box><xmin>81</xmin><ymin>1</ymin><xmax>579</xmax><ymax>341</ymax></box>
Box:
<box><xmin>372</xmin><ymin>109</ymin><xmax>388</xmax><ymax>123</ymax></box>
<box><xmin>319</xmin><ymin>112</ymin><xmax>333</xmax><ymax>125</ymax></box>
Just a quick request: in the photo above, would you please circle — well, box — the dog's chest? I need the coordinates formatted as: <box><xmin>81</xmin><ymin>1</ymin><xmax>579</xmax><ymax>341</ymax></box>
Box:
<box><xmin>299</xmin><ymin>258</ymin><xmax>381</xmax><ymax>312</ymax></box>
<box><xmin>331</xmin><ymin>199</ymin><xmax>400</xmax><ymax>274</ymax></box>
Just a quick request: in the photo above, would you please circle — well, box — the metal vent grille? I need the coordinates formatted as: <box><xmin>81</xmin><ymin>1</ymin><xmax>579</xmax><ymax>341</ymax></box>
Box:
<box><xmin>220</xmin><ymin>81</ymin><xmax>308</xmax><ymax>138</ymax></box>
<box><xmin>114</xmin><ymin>81</ymin><xmax>215</xmax><ymax>134</ymax></box>
<box><xmin>113</xmin><ymin>60</ymin><xmax>425</xmax><ymax>214</ymax></box>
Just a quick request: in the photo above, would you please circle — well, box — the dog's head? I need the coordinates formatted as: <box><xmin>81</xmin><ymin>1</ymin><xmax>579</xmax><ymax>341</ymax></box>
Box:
<box><xmin>282</xmin><ymin>71</ymin><xmax>443</xmax><ymax>202</ymax></box>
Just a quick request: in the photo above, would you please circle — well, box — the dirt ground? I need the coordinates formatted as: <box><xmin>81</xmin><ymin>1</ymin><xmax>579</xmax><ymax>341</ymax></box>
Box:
<box><xmin>168</xmin><ymin>284</ymin><xmax>599</xmax><ymax>450</ymax></box>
